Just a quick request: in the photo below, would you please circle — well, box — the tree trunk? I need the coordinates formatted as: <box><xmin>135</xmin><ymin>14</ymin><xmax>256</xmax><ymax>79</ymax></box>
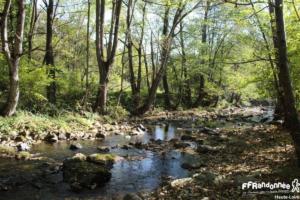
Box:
<box><xmin>1</xmin><ymin>0</ymin><xmax>25</xmax><ymax>116</ymax></box>
<box><xmin>44</xmin><ymin>0</ymin><xmax>56</xmax><ymax>104</ymax></box>
<box><xmin>273</xmin><ymin>0</ymin><xmax>300</xmax><ymax>165</ymax></box>
<box><xmin>2</xmin><ymin>62</ymin><xmax>20</xmax><ymax>116</ymax></box>
<box><xmin>84</xmin><ymin>0</ymin><xmax>91</xmax><ymax>107</ymax></box>
<box><xmin>28</xmin><ymin>0</ymin><xmax>38</xmax><ymax>60</ymax></box>
<box><xmin>161</xmin><ymin>7</ymin><xmax>172</xmax><ymax>109</ymax></box>
<box><xmin>133</xmin><ymin>1</ymin><xmax>201</xmax><ymax>115</ymax></box>
<box><xmin>94</xmin><ymin>0</ymin><xmax>122</xmax><ymax>114</ymax></box>
<box><xmin>163</xmin><ymin>72</ymin><xmax>171</xmax><ymax>109</ymax></box>
<box><xmin>94</xmin><ymin>68</ymin><xmax>109</xmax><ymax>113</ymax></box>
<box><xmin>126</xmin><ymin>0</ymin><xmax>139</xmax><ymax>105</ymax></box>
<box><xmin>144</xmin><ymin>47</ymin><xmax>151</xmax><ymax>93</ymax></box>
<box><xmin>179</xmin><ymin>22</ymin><xmax>192</xmax><ymax>107</ymax></box>
<box><xmin>193</xmin><ymin>75</ymin><xmax>205</xmax><ymax>107</ymax></box>
<box><xmin>268</xmin><ymin>0</ymin><xmax>284</xmax><ymax>118</ymax></box>
<box><xmin>193</xmin><ymin>0</ymin><xmax>209</xmax><ymax>107</ymax></box>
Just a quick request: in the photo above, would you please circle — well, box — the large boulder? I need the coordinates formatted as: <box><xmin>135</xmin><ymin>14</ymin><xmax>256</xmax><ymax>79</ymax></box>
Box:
<box><xmin>63</xmin><ymin>156</ymin><xmax>111</xmax><ymax>190</ymax></box>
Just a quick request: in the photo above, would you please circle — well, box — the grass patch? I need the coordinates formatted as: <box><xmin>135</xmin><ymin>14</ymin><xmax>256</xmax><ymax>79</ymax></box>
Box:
<box><xmin>0</xmin><ymin>111</ymin><xmax>104</xmax><ymax>136</ymax></box>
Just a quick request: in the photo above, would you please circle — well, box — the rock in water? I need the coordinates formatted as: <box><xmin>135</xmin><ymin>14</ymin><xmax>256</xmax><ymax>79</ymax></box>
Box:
<box><xmin>17</xmin><ymin>143</ymin><xmax>30</xmax><ymax>151</ymax></box>
<box><xmin>70</xmin><ymin>143</ymin><xmax>82</xmax><ymax>150</ymax></box>
<box><xmin>72</xmin><ymin>153</ymin><xmax>87</xmax><ymax>161</ymax></box>
<box><xmin>63</xmin><ymin>158</ymin><xmax>111</xmax><ymax>191</ymax></box>
<box><xmin>87</xmin><ymin>154</ymin><xmax>115</xmax><ymax>169</ymax></box>
<box><xmin>97</xmin><ymin>146</ymin><xmax>110</xmax><ymax>153</ymax></box>
<box><xmin>58</xmin><ymin>132</ymin><xmax>67</xmax><ymax>140</ymax></box>
<box><xmin>44</xmin><ymin>133</ymin><xmax>58</xmax><ymax>143</ymax></box>
<box><xmin>96</xmin><ymin>132</ymin><xmax>106</xmax><ymax>139</ymax></box>
<box><xmin>137</xmin><ymin>124</ymin><xmax>146</xmax><ymax>131</ymax></box>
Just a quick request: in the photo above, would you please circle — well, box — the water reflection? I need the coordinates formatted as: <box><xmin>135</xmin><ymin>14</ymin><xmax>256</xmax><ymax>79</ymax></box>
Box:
<box><xmin>0</xmin><ymin>124</ymin><xmax>194</xmax><ymax>199</ymax></box>
<box><xmin>153</xmin><ymin>124</ymin><xmax>176</xmax><ymax>141</ymax></box>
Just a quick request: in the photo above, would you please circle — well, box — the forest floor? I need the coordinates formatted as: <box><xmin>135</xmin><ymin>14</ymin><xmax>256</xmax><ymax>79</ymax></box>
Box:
<box><xmin>0</xmin><ymin>107</ymin><xmax>298</xmax><ymax>200</ymax></box>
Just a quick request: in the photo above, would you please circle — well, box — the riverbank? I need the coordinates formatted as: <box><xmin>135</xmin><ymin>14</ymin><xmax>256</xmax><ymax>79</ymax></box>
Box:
<box><xmin>0</xmin><ymin>106</ymin><xmax>298</xmax><ymax>199</ymax></box>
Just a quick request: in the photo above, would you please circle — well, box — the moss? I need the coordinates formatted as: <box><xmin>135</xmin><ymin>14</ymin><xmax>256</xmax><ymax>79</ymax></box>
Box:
<box><xmin>0</xmin><ymin>145</ymin><xmax>16</xmax><ymax>156</ymax></box>
<box><xmin>87</xmin><ymin>153</ymin><xmax>116</xmax><ymax>168</ymax></box>
<box><xmin>63</xmin><ymin>158</ymin><xmax>112</xmax><ymax>188</ymax></box>
<box><xmin>15</xmin><ymin>151</ymin><xmax>32</xmax><ymax>160</ymax></box>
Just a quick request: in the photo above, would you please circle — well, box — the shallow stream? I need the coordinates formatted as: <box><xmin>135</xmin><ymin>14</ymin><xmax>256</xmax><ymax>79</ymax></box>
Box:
<box><xmin>0</xmin><ymin>124</ymin><xmax>198</xmax><ymax>199</ymax></box>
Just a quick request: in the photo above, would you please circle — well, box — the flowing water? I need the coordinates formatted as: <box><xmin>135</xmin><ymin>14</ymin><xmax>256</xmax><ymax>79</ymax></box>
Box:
<box><xmin>0</xmin><ymin>124</ymin><xmax>199</xmax><ymax>200</ymax></box>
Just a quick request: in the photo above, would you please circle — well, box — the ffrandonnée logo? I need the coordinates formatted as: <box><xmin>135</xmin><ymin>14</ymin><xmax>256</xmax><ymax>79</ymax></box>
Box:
<box><xmin>242</xmin><ymin>179</ymin><xmax>300</xmax><ymax>193</ymax></box>
<box><xmin>292</xmin><ymin>179</ymin><xmax>300</xmax><ymax>193</ymax></box>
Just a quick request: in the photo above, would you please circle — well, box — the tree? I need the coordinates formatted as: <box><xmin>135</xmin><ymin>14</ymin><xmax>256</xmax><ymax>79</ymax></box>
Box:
<box><xmin>272</xmin><ymin>0</ymin><xmax>300</xmax><ymax>165</ymax></box>
<box><xmin>125</xmin><ymin>0</ymin><xmax>147</xmax><ymax>108</ymax></box>
<box><xmin>0</xmin><ymin>0</ymin><xmax>26</xmax><ymax>116</ymax></box>
<box><xmin>43</xmin><ymin>0</ymin><xmax>58</xmax><ymax>104</ymax></box>
<box><xmin>134</xmin><ymin>1</ymin><xmax>201</xmax><ymax>115</ymax></box>
<box><xmin>94</xmin><ymin>0</ymin><xmax>122</xmax><ymax>113</ymax></box>
<box><xmin>28</xmin><ymin>0</ymin><xmax>40</xmax><ymax>60</ymax></box>
<box><xmin>84</xmin><ymin>0</ymin><xmax>91</xmax><ymax>107</ymax></box>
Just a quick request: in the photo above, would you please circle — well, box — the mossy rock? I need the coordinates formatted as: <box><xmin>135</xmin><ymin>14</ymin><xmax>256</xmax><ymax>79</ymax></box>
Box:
<box><xmin>72</xmin><ymin>153</ymin><xmax>87</xmax><ymax>161</ymax></box>
<box><xmin>87</xmin><ymin>153</ymin><xmax>115</xmax><ymax>168</ymax></box>
<box><xmin>63</xmin><ymin>159</ymin><xmax>111</xmax><ymax>190</ymax></box>
<box><xmin>15</xmin><ymin>151</ymin><xmax>32</xmax><ymax>160</ymax></box>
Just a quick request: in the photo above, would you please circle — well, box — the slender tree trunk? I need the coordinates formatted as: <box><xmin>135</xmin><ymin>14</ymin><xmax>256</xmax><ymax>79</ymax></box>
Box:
<box><xmin>1</xmin><ymin>0</ymin><xmax>26</xmax><ymax>116</ymax></box>
<box><xmin>162</xmin><ymin>7</ymin><xmax>172</xmax><ymax>109</ymax></box>
<box><xmin>84</xmin><ymin>0</ymin><xmax>91</xmax><ymax>107</ymax></box>
<box><xmin>268</xmin><ymin>0</ymin><xmax>284</xmax><ymax>118</ymax></box>
<box><xmin>251</xmin><ymin>0</ymin><xmax>283</xmax><ymax>115</ymax></box>
<box><xmin>179</xmin><ymin>22</ymin><xmax>192</xmax><ymax>107</ymax></box>
<box><xmin>292</xmin><ymin>0</ymin><xmax>300</xmax><ymax>22</ymax></box>
<box><xmin>273</xmin><ymin>0</ymin><xmax>300</xmax><ymax>165</ymax></box>
<box><xmin>193</xmin><ymin>1</ymin><xmax>209</xmax><ymax>107</ymax></box>
<box><xmin>44</xmin><ymin>0</ymin><xmax>56</xmax><ymax>104</ymax></box>
<box><xmin>28</xmin><ymin>0</ymin><xmax>38</xmax><ymax>60</ymax></box>
<box><xmin>117</xmin><ymin>46</ymin><xmax>127</xmax><ymax>106</ymax></box>
<box><xmin>126</xmin><ymin>0</ymin><xmax>138</xmax><ymax>106</ymax></box>
<box><xmin>144</xmin><ymin>47</ymin><xmax>151</xmax><ymax>93</ymax></box>
<box><xmin>150</xmin><ymin>33</ymin><xmax>156</xmax><ymax>84</ymax></box>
